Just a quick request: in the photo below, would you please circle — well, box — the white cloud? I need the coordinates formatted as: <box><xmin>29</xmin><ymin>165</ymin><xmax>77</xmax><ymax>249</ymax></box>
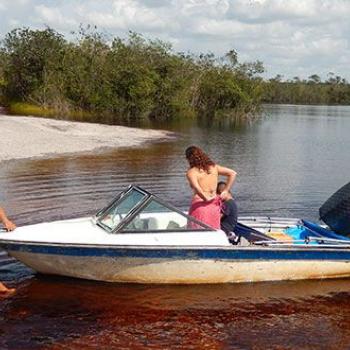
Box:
<box><xmin>34</xmin><ymin>5</ymin><xmax>77</xmax><ymax>28</ymax></box>
<box><xmin>82</xmin><ymin>0</ymin><xmax>167</xmax><ymax>31</ymax></box>
<box><xmin>8</xmin><ymin>19</ymin><xmax>20</xmax><ymax>27</ymax></box>
<box><xmin>176</xmin><ymin>0</ymin><xmax>230</xmax><ymax>18</ymax></box>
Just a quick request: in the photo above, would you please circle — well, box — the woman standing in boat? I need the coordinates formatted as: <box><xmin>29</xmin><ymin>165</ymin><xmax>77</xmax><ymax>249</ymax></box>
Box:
<box><xmin>185</xmin><ymin>146</ymin><xmax>236</xmax><ymax>229</ymax></box>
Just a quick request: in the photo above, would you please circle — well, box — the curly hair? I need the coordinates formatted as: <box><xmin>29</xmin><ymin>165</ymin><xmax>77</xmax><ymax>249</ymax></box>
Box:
<box><xmin>185</xmin><ymin>146</ymin><xmax>215</xmax><ymax>172</ymax></box>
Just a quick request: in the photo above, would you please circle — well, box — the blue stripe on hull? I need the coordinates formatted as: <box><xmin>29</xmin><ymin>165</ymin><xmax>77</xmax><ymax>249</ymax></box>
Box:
<box><xmin>2</xmin><ymin>242</ymin><xmax>350</xmax><ymax>261</ymax></box>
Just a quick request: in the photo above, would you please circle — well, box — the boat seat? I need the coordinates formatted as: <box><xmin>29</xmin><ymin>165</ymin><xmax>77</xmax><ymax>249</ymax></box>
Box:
<box><xmin>147</xmin><ymin>217</ymin><xmax>160</xmax><ymax>230</ymax></box>
<box><xmin>147</xmin><ymin>216</ymin><xmax>172</xmax><ymax>230</ymax></box>
<box><xmin>146</xmin><ymin>215</ymin><xmax>187</xmax><ymax>230</ymax></box>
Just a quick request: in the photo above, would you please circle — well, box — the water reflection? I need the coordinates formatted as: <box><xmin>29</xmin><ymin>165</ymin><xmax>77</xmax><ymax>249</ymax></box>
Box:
<box><xmin>1</xmin><ymin>275</ymin><xmax>350</xmax><ymax>349</ymax></box>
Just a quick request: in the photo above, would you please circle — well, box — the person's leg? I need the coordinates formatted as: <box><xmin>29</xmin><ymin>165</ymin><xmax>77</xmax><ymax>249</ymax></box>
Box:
<box><xmin>230</xmin><ymin>199</ymin><xmax>239</xmax><ymax>244</ymax></box>
<box><xmin>0</xmin><ymin>281</ymin><xmax>9</xmax><ymax>292</ymax></box>
<box><xmin>231</xmin><ymin>199</ymin><xmax>238</xmax><ymax>229</ymax></box>
<box><xmin>226</xmin><ymin>231</ymin><xmax>240</xmax><ymax>244</ymax></box>
<box><xmin>0</xmin><ymin>281</ymin><xmax>15</xmax><ymax>294</ymax></box>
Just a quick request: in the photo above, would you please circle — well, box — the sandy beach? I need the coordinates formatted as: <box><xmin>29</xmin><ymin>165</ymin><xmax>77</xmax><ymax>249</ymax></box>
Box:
<box><xmin>0</xmin><ymin>114</ymin><xmax>174</xmax><ymax>163</ymax></box>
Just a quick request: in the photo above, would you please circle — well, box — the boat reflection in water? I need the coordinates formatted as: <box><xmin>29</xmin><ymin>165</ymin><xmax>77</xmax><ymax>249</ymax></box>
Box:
<box><xmin>1</xmin><ymin>185</ymin><xmax>350</xmax><ymax>284</ymax></box>
<box><xmin>1</xmin><ymin>275</ymin><xmax>350</xmax><ymax>349</ymax></box>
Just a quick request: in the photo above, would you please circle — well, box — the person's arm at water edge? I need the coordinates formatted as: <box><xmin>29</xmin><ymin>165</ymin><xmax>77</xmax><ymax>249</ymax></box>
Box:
<box><xmin>0</xmin><ymin>207</ymin><xmax>16</xmax><ymax>295</ymax></box>
<box><xmin>0</xmin><ymin>206</ymin><xmax>16</xmax><ymax>231</ymax></box>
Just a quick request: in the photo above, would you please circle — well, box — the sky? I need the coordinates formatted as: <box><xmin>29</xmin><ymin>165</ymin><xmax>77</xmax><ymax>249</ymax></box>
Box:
<box><xmin>0</xmin><ymin>0</ymin><xmax>349</xmax><ymax>81</ymax></box>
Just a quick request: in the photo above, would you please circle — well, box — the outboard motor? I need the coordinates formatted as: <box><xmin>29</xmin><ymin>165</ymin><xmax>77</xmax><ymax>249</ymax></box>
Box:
<box><xmin>319</xmin><ymin>181</ymin><xmax>350</xmax><ymax>235</ymax></box>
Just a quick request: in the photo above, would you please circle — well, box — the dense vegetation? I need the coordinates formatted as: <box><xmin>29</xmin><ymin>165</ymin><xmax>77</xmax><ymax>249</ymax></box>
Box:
<box><xmin>263</xmin><ymin>74</ymin><xmax>350</xmax><ymax>105</ymax></box>
<box><xmin>0</xmin><ymin>27</ymin><xmax>264</xmax><ymax>123</ymax></box>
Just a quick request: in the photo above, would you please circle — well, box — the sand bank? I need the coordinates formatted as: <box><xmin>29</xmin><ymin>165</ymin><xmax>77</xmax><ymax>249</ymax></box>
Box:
<box><xmin>0</xmin><ymin>114</ymin><xmax>174</xmax><ymax>162</ymax></box>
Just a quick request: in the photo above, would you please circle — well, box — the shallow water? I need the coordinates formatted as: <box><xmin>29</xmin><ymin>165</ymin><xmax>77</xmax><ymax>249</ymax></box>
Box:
<box><xmin>1</xmin><ymin>275</ymin><xmax>350</xmax><ymax>349</ymax></box>
<box><xmin>1</xmin><ymin>104</ymin><xmax>350</xmax><ymax>349</ymax></box>
<box><xmin>2</xmin><ymin>104</ymin><xmax>350</xmax><ymax>227</ymax></box>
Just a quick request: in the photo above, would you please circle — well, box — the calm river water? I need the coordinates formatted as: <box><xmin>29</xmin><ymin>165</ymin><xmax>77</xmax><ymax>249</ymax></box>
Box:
<box><xmin>1</xmin><ymin>104</ymin><xmax>350</xmax><ymax>349</ymax></box>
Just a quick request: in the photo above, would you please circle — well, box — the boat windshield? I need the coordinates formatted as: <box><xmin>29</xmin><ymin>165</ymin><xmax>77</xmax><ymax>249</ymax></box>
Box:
<box><xmin>96</xmin><ymin>185</ymin><xmax>214</xmax><ymax>233</ymax></box>
<box><xmin>98</xmin><ymin>188</ymin><xmax>147</xmax><ymax>231</ymax></box>
<box><xmin>121</xmin><ymin>198</ymin><xmax>211</xmax><ymax>232</ymax></box>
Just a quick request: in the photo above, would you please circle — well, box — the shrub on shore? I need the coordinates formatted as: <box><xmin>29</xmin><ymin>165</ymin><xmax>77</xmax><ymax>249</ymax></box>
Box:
<box><xmin>0</xmin><ymin>27</ymin><xmax>264</xmax><ymax>123</ymax></box>
<box><xmin>262</xmin><ymin>74</ymin><xmax>350</xmax><ymax>105</ymax></box>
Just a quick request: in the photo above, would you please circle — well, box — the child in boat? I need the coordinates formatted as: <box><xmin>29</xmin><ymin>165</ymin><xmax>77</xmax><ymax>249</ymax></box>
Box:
<box><xmin>217</xmin><ymin>182</ymin><xmax>239</xmax><ymax>244</ymax></box>
<box><xmin>0</xmin><ymin>206</ymin><xmax>16</xmax><ymax>295</ymax></box>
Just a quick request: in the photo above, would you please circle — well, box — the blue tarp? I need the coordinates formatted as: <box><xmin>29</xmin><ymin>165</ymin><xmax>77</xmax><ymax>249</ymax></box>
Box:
<box><xmin>302</xmin><ymin>220</ymin><xmax>350</xmax><ymax>241</ymax></box>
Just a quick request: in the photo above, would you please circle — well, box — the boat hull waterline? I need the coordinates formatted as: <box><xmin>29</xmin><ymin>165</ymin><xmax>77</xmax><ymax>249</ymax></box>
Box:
<box><xmin>4</xmin><ymin>242</ymin><xmax>350</xmax><ymax>284</ymax></box>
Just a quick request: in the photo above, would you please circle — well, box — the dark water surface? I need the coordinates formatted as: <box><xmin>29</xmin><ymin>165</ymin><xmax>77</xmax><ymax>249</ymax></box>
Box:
<box><xmin>1</xmin><ymin>276</ymin><xmax>350</xmax><ymax>349</ymax></box>
<box><xmin>1</xmin><ymin>104</ymin><xmax>350</xmax><ymax>349</ymax></box>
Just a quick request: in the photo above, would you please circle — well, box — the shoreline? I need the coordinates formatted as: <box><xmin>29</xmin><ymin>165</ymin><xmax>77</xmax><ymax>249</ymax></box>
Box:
<box><xmin>0</xmin><ymin>113</ymin><xmax>175</xmax><ymax>163</ymax></box>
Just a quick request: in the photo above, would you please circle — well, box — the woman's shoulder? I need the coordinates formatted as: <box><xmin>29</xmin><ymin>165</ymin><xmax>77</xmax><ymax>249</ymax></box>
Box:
<box><xmin>186</xmin><ymin>167</ymin><xmax>197</xmax><ymax>176</ymax></box>
<box><xmin>208</xmin><ymin>164</ymin><xmax>218</xmax><ymax>174</ymax></box>
<box><xmin>187</xmin><ymin>165</ymin><xmax>218</xmax><ymax>175</ymax></box>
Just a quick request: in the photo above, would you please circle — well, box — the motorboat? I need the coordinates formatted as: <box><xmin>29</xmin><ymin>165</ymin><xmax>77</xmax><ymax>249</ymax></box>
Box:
<box><xmin>1</xmin><ymin>184</ymin><xmax>350</xmax><ymax>284</ymax></box>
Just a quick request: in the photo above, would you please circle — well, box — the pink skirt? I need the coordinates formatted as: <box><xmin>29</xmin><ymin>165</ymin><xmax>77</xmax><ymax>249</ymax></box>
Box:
<box><xmin>188</xmin><ymin>195</ymin><xmax>221</xmax><ymax>229</ymax></box>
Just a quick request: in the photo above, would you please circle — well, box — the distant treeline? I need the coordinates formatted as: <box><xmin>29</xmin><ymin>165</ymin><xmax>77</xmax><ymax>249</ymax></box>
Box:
<box><xmin>263</xmin><ymin>74</ymin><xmax>350</xmax><ymax>105</ymax></box>
<box><xmin>0</xmin><ymin>27</ymin><xmax>264</xmax><ymax>123</ymax></box>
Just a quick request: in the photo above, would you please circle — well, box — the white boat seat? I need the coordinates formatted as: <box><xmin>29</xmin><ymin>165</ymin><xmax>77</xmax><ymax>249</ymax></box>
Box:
<box><xmin>145</xmin><ymin>213</ymin><xmax>188</xmax><ymax>230</ymax></box>
<box><xmin>147</xmin><ymin>217</ymin><xmax>160</xmax><ymax>230</ymax></box>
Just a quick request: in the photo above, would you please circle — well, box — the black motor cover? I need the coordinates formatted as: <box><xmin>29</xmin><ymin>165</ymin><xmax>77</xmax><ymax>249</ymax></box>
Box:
<box><xmin>319</xmin><ymin>182</ymin><xmax>350</xmax><ymax>235</ymax></box>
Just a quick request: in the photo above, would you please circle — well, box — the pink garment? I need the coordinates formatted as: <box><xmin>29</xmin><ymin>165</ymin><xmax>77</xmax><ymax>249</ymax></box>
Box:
<box><xmin>188</xmin><ymin>195</ymin><xmax>222</xmax><ymax>229</ymax></box>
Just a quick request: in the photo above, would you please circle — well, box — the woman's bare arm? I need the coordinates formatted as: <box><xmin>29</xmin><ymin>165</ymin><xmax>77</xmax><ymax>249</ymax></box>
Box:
<box><xmin>217</xmin><ymin>165</ymin><xmax>237</xmax><ymax>192</ymax></box>
<box><xmin>186</xmin><ymin>169</ymin><xmax>214</xmax><ymax>201</ymax></box>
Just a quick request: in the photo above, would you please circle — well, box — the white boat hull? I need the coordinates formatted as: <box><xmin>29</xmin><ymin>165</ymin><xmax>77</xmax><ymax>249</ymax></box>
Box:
<box><xmin>9</xmin><ymin>250</ymin><xmax>350</xmax><ymax>284</ymax></box>
<box><xmin>2</xmin><ymin>210</ymin><xmax>350</xmax><ymax>284</ymax></box>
